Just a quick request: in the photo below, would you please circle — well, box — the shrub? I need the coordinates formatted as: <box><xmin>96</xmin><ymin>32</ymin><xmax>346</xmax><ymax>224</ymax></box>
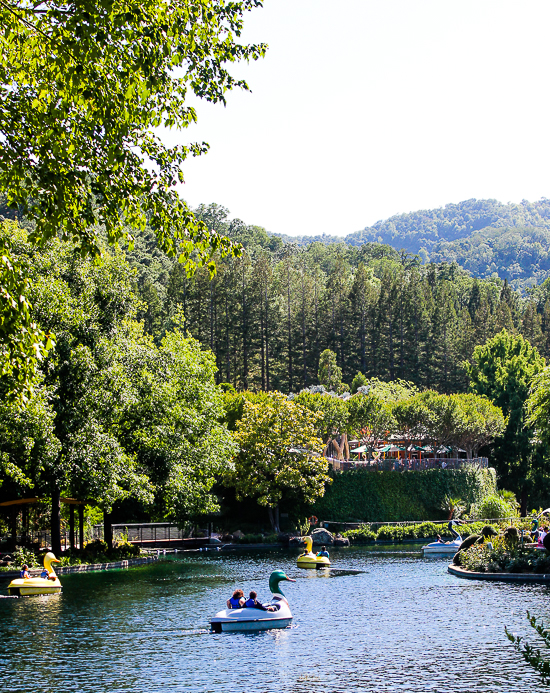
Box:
<box><xmin>342</xmin><ymin>527</ymin><xmax>377</xmax><ymax>544</ymax></box>
<box><xmin>470</xmin><ymin>494</ymin><xmax>518</xmax><ymax>520</ymax></box>
<box><xmin>11</xmin><ymin>547</ymin><xmax>40</xmax><ymax>568</ymax></box>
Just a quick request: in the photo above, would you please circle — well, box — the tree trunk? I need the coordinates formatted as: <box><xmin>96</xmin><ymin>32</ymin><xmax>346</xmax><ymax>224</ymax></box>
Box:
<box><xmin>268</xmin><ymin>505</ymin><xmax>280</xmax><ymax>534</ymax></box>
<box><xmin>10</xmin><ymin>508</ymin><xmax>17</xmax><ymax>550</ymax></box>
<box><xmin>51</xmin><ymin>483</ymin><xmax>61</xmax><ymax>556</ymax></box>
<box><xmin>78</xmin><ymin>504</ymin><xmax>84</xmax><ymax>551</ymax></box>
<box><xmin>521</xmin><ymin>487</ymin><xmax>528</xmax><ymax>518</ymax></box>
<box><xmin>104</xmin><ymin>510</ymin><xmax>113</xmax><ymax>551</ymax></box>
<box><xmin>69</xmin><ymin>505</ymin><xmax>75</xmax><ymax>550</ymax></box>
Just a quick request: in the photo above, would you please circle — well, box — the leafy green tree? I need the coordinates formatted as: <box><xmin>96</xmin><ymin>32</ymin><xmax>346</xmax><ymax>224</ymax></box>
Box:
<box><xmin>466</xmin><ymin>329</ymin><xmax>545</xmax><ymax>513</ymax></box>
<box><xmin>0</xmin><ymin>1</ymin><xmax>265</xmax><ymax>398</ymax></box>
<box><xmin>351</xmin><ymin>371</ymin><xmax>368</xmax><ymax>394</ymax></box>
<box><xmin>228</xmin><ymin>392</ymin><xmax>328</xmax><ymax>532</ymax></box>
<box><xmin>347</xmin><ymin>393</ymin><xmax>394</xmax><ymax>460</ymax></box>
<box><xmin>293</xmin><ymin>390</ymin><xmax>350</xmax><ymax>458</ymax></box>
<box><xmin>105</xmin><ymin>318</ymin><xmax>236</xmax><ymax>524</ymax></box>
<box><xmin>318</xmin><ymin>348</ymin><xmax>342</xmax><ymax>391</ymax></box>
<box><xmin>0</xmin><ymin>0</ymin><xmax>264</xmax><ymax>259</ymax></box>
<box><xmin>0</xmin><ymin>222</ymin><xmax>55</xmax><ymax>403</ymax></box>
<box><xmin>0</xmin><ymin>382</ymin><xmax>60</xmax><ymax>494</ymax></box>
<box><xmin>450</xmin><ymin>393</ymin><xmax>506</xmax><ymax>459</ymax></box>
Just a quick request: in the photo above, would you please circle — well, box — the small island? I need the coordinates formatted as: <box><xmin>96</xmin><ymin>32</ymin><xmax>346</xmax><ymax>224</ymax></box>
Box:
<box><xmin>449</xmin><ymin>527</ymin><xmax>550</xmax><ymax>582</ymax></box>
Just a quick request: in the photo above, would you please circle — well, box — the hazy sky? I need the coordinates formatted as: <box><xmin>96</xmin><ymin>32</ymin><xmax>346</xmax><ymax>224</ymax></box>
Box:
<box><xmin>166</xmin><ymin>1</ymin><xmax>550</xmax><ymax>237</ymax></box>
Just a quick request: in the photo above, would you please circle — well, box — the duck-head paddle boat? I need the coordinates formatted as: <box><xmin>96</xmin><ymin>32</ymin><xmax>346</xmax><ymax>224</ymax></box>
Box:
<box><xmin>296</xmin><ymin>536</ymin><xmax>330</xmax><ymax>569</ymax></box>
<box><xmin>210</xmin><ymin>570</ymin><xmax>296</xmax><ymax>633</ymax></box>
<box><xmin>422</xmin><ymin>536</ymin><xmax>462</xmax><ymax>556</ymax></box>
<box><xmin>8</xmin><ymin>552</ymin><xmax>62</xmax><ymax>596</ymax></box>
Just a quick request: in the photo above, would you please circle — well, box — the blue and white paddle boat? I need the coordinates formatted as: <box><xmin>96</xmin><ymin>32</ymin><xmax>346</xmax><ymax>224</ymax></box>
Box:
<box><xmin>422</xmin><ymin>536</ymin><xmax>462</xmax><ymax>556</ymax></box>
<box><xmin>210</xmin><ymin>570</ymin><xmax>295</xmax><ymax>633</ymax></box>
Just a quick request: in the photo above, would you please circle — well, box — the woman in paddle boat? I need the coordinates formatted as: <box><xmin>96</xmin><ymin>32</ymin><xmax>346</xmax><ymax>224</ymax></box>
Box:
<box><xmin>227</xmin><ymin>589</ymin><xmax>245</xmax><ymax>609</ymax></box>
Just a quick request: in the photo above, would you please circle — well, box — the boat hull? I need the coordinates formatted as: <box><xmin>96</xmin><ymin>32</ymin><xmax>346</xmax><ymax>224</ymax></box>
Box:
<box><xmin>7</xmin><ymin>578</ymin><xmax>62</xmax><ymax>596</ymax></box>
<box><xmin>297</xmin><ymin>553</ymin><xmax>330</xmax><ymax>569</ymax></box>
<box><xmin>212</xmin><ymin>617</ymin><xmax>292</xmax><ymax>633</ymax></box>
<box><xmin>422</xmin><ymin>541</ymin><xmax>461</xmax><ymax>556</ymax></box>
<box><xmin>211</xmin><ymin>604</ymin><xmax>292</xmax><ymax>633</ymax></box>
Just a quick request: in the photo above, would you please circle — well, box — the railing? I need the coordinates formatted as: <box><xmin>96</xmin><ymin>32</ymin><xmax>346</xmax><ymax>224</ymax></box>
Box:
<box><xmin>329</xmin><ymin>457</ymin><xmax>489</xmax><ymax>472</ymax></box>
<box><xmin>93</xmin><ymin>523</ymin><xmax>187</xmax><ymax>543</ymax></box>
<box><xmin>322</xmin><ymin>516</ymin><xmax>521</xmax><ymax>531</ymax></box>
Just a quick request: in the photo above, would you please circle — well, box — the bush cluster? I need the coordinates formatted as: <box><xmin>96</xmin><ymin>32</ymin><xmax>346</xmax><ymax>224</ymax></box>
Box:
<box><xmin>342</xmin><ymin>520</ymin><xmax>503</xmax><ymax>544</ymax></box>
<box><xmin>459</xmin><ymin>540</ymin><xmax>550</xmax><ymax>574</ymax></box>
<box><xmin>235</xmin><ymin>533</ymin><xmax>280</xmax><ymax>544</ymax></box>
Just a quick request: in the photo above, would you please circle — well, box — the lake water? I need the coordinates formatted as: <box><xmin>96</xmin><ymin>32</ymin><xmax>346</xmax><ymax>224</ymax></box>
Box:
<box><xmin>1</xmin><ymin>545</ymin><xmax>549</xmax><ymax>693</ymax></box>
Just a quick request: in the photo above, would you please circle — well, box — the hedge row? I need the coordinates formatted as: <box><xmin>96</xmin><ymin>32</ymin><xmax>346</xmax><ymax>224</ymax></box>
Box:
<box><xmin>343</xmin><ymin>520</ymin><xmax>502</xmax><ymax>544</ymax></box>
<box><xmin>312</xmin><ymin>467</ymin><xmax>497</xmax><ymax>522</ymax></box>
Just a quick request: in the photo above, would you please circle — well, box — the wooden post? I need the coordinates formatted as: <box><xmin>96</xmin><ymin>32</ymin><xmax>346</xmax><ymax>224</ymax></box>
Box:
<box><xmin>78</xmin><ymin>504</ymin><xmax>84</xmax><ymax>551</ymax></box>
<box><xmin>69</xmin><ymin>504</ymin><xmax>75</xmax><ymax>550</ymax></box>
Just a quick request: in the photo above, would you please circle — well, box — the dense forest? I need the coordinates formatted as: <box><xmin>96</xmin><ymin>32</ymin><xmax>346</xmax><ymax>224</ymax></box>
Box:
<box><xmin>268</xmin><ymin>198</ymin><xmax>550</xmax><ymax>292</ymax></box>
<box><xmin>128</xmin><ymin>202</ymin><xmax>550</xmax><ymax>396</ymax></box>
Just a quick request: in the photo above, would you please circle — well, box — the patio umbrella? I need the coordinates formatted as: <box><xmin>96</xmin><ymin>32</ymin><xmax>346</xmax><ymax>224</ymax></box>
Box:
<box><xmin>350</xmin><ymin>445</ymin><xmax>367</xmax><ymax>453</ymax></box>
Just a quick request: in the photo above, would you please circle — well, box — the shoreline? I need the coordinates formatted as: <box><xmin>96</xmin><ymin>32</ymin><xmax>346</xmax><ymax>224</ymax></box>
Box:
<box><xmin>448</xmin><ymin>564</ymin><xmax>550</xmax><ymax>583</ymax></box>
<box><xmin>1</xmin><ymin>555</ymin><xmax>159</xmax><ymax>581</ymax></box>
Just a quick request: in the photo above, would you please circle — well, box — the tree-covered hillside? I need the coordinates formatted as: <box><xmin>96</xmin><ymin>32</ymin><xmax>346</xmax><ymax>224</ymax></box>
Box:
<box><xmin>127</xmin><ymin>203</ymin><xmax>550</xmax><ymax>396</ymax></box>
<box><xmin>429</xmin><ymin>226</ymin><xmax>550</xmax><ymax>290</ymax></box>
<box><xmin>345</xmin><ymin>198</ymin><xmax>550</xmax><ymax>254</ymax></box>
<box><xmin>264</xmin><ymin>199</ymin><xmax>550</xmax><ymax>291</ymax></box>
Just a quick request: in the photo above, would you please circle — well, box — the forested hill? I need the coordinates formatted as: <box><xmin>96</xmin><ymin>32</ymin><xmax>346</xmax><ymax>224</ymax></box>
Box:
<box><xmin>345</xmin><ymin>198</ymin><xmax>550</xmax><ymax>253</ymax></box>
<box><xmin>125</xmin><ymin>202</ymin><xmax>550</xmax><ymax>398</ymax></box>
<box><xmin>272</xmin><ymin>198</ymin><xmax>550</xmax><ymax>291</ymax></box>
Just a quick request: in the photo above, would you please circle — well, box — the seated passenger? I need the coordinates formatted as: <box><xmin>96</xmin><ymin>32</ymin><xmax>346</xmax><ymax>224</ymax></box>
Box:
<box><xmin>436</xmin><ymin>534</ymin><xmax>446</xmax><ymax>543</ymax></box>
<box><xmin>244</xmin><ymin>590</ymin><xmax>276</xmax><ymax>612</ymax></box>
<box><xmin>538</xmin><ymin>527</ymin><xmax>549</xmax><ymax>546</ymax></box>
<box><xmin>40</xmin><ymin>568</ymin><xmax>49</xmax><ymax>579</ymax></box>
<box><xmin>19</xmin><ymin>564</ymin><xmax>30</xmax><ymax>579</ymax></box>
<box><xmin>226</xmin><ymin>589</ymin><xmax>245</xmax><ymax>609</ymax></box>
<box><xmin>316</xmin><ymin>545</ymin><xmax>330</xmax><ymax>558</ymax></box>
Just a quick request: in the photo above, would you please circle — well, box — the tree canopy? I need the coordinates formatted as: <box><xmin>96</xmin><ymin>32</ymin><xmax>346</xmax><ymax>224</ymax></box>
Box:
<box><xmin>227</xmin><ymin>392</ymin><xmax>328</xmax><ymax>532</ymax></box>
<box><xmin>0</xmin><ymin>0</ymin><xmax>266</xmax><ymax>399</ymax></box>
<box><xmin>466</xmin><ymin>329</ymin><xmax>545</xmax><ymax>513</ymax></box>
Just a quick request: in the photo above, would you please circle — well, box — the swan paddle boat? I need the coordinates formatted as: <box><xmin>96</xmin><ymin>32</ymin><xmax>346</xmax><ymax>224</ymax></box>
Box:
<box><xmin>296</xmin><ymin>536</ymin><xmax>330</xmax><ymax>569</ymax></box>
<box><xmin>7</xmin><ymin>552</ymin><xmax>61</xmax><ymax>596</ymax></box>
<box><xmin>422</xmin><ymin>536</ymin><xmax>462</xmax><ymax>556</ymax></box>
<box><xmin>210</xmin><ymin>570</ymin><xmax>295</xmax><ymax>633</ymax></box>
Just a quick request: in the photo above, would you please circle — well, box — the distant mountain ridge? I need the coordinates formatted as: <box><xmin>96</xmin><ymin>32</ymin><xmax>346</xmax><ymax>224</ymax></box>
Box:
<box><xmin>269</xmin><ymin>198</ymin><xmax>550</xmax><ymax>291</ymax></box>
<box><xmin>344</xmin><ymin>198</ymin><xmax>550</xmax><ymax>252</ymax></box>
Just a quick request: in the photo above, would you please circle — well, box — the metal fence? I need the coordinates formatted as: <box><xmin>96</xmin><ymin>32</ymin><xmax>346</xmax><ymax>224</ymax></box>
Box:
<box><xmin>93</xmin><ymin>523</ymin><xmax>188</xmax><ymax>543</ymax></box>
<box><xmin>330</xmin><ymin>457</ymin><xmax>489</xmax><ymax>471</ymax></box>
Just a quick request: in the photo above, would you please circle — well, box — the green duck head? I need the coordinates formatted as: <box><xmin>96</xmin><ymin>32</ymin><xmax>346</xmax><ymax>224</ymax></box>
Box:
<box><xmin>269</xmin><ymin>570</ymin><xmax>296</xmax><ymax>598</ymax></box>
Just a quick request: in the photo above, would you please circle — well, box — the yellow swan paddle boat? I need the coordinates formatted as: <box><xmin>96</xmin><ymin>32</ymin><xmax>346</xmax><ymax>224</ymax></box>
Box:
<box><xmin>296</xmin><ymin>536</ymin><xmax>331</xmax><ymax>569</ymax></box>
<box><xmin>8</xmin><ymin>552</ymin><xmax>62</xmax><ymax>596</ymax></box>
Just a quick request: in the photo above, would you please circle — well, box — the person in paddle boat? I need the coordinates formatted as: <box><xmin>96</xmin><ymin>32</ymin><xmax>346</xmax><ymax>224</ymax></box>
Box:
<box><xmin>20</xmin><ymin>564</ymin><xmax>30</xmax><ymax>579</ymax></box>
<box><xmin>40</xmin><ymin>567</ymin><xmax>56</xmax><ymax>580</ymax></box>
<box><xmin>316</xmin><ymin>545</ymin><xmax>330</xmax><ymax>558</ymax></box>
<box><xmin>227</xmin><ymin>589</ymin><xmax>245</xmax><ymax>609</ymax></box>
<box><xmin>245</xmin><ymin>590</ymin><xmax>276</xmax><ymax>612</ymax></box>
<box><xmin>436</xmin><ymin>534</ymin><xmax>448</xmax><ymax>544</ymax></box>
<box><xmin>537</xmin><ymin>526</ymin><xmax>549</xmax><ymax>548</ymax></box>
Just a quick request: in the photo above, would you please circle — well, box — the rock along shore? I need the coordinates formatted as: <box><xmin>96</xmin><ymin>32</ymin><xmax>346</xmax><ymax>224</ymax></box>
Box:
<box><xmin>448</xmin><ymin>564</ymin><xmax>550</xmax><ymax>583</ymax></box>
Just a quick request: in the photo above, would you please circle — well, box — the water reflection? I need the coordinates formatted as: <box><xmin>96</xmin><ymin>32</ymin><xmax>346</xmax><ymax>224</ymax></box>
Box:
<box><xmin>0</xmin><ymin>547</ymin><xmax>546</xmax><ymax>692</ymax></box>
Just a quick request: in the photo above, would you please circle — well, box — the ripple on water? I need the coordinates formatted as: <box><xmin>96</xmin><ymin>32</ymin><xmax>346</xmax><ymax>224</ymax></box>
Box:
<box><xmin>0</xmin><ymin>547</ymin><xmax>547</xmax><ymax>692</ymax></box>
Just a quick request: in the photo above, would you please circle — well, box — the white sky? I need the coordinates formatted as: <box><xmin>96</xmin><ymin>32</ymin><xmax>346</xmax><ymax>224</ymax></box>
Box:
<box><xmin>166</xmin><ymin>0</ymin><xmax>550</xmax><ymax>238</ymax></box>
